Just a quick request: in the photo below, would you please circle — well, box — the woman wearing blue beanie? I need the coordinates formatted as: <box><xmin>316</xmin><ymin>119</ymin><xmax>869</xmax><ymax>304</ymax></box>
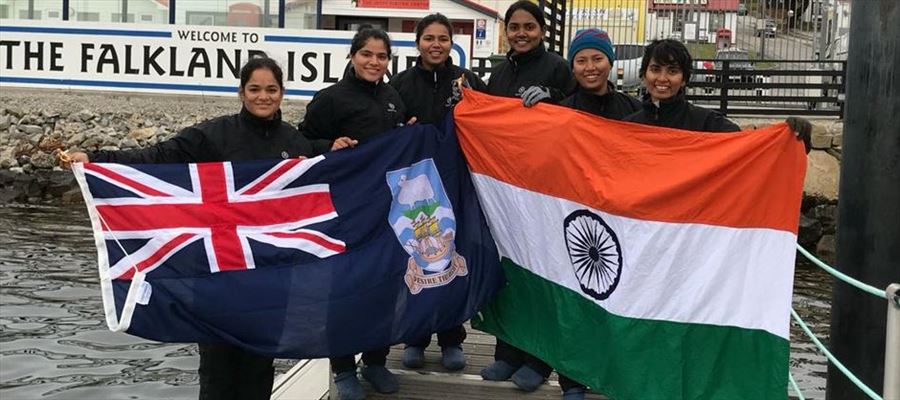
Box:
<box><xmin>560</xmin><ymin>28</ymin><xmax>641</xmax><ymax>119</ymax></box>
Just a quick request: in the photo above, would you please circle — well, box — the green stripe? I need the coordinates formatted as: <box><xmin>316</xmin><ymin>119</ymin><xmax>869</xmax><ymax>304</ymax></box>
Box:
<box><xmin>472</xmin><ymin>258</ymin><xmax>789</xmax><ymax>400</ymax></box>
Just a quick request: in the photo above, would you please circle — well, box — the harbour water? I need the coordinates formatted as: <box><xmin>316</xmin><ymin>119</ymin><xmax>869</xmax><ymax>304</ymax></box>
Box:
<box><xmin>0</xmin><ymin>204</ymin><xmax>830</xmax><ymax>399</ymax></box>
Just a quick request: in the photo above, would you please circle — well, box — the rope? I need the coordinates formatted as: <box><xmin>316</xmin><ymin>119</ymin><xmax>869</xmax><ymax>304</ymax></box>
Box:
<box><xmin>790</xmin><ymin>308</ymin><xmax>883</xmax><ymax>400</ymax></box>
<box><xmin>788</xmin><ymin>371</ymin><xmax>806</xmax><ymax>400</ymax></box>
<box><xmin>795</xmin><ymin>244</ymin><xmax>887</xmax><ymax>299</ymax></box>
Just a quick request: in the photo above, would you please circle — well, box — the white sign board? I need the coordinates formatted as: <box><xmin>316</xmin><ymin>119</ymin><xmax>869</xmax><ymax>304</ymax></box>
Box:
<box><xmin>0</xmin><ymin>20</ymin><xmax>471</xmax><ymax>99</ymax></box>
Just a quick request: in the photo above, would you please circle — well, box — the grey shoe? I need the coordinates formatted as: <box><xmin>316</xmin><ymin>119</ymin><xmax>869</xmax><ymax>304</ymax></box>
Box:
<box><xmin>511</xmin><ymin>364</ymin><xmax>546</xmax><ymax>392</ymax></box>
<box><xmin>402</xmin><ymin>346</ymin><xmax>425</xmax><ymax>369</ymax></box>
<box><xmin>441</xmin><ymin>345</ymin><xmax>466</xmax><ymax>371</ymax></box>
<box><xmin>480</xmin><ymin>360</ymin><xmax>517</xmax><ymax>381</ymax></box>
<box><xmin>360</xmin><ymin>365</ymin><xmax>399</xmax><ymax>394</ymax></box>
<box><xmin>333</xmin><ymin>370</ymin><xmax>365</xmax><ymax>400</ymax></box>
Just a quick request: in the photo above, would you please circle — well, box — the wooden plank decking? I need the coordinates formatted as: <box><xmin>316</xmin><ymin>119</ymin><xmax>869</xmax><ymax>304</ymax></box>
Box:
<box><xmin>312</xmin><ymin>323</ymin><xmax>608</xmax><ymax>400</ymax></box>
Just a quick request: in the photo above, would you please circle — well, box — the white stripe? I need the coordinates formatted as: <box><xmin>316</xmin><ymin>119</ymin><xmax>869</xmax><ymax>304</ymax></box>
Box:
<box><xmin>88</xmin><ymin>163</ymin><xmax>196</xmax><ymax>197</ymax></box>
<box><xmin>235</xmin><ymin>156</ymin><xmax>325</xmax><ymax>196</ymax></box>
<box><xmin>472</xmin><ymin>174</ymin><xmax>796</xmax><ymax>339</ymax></box>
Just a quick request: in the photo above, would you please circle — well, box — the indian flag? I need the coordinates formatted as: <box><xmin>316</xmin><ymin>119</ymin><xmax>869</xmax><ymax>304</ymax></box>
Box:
<box><xmin>454</xmin><ymin>89</ymin><xmax>807</xmax><ymax>400</ymax></box>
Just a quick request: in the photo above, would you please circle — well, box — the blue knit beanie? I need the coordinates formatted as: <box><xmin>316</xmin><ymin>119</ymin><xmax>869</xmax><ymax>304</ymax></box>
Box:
<box><xmin>567</xmin><ymin>28</ymin><xmax>615</xmax><ymax>67</ymax></box>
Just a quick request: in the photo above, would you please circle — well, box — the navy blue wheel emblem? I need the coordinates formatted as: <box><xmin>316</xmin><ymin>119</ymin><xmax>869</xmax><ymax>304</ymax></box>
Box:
<box><xmin>563</xmin><ymin>210</ymin><xmax>623</xmax><ymax>300</ymax></box>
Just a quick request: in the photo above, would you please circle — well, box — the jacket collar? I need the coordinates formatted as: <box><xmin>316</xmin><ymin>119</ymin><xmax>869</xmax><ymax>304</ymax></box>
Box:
<box><xmin>577</xmin><ymin>81</ymin><xmax>618</xmax><ymax>102</ymax></box>
<box><xmin>239</xmin><ymin>106</ymin><xmax>282</xmax><ymax>132</ymax></box>
<box><xmin>414</xmin><ymin>56</ymin><xmax>455</xmax><ymax>81</ymax></box>
<box><xmin>641</xmin><ymin>89</ymin><xmax>689</xmax><ymax>118</ymax></box>
<box><xmin>344</xmin><ymin>65</ymin><xmax>383</xmax><ymax>92</ymax></box>
<box><xmin>507</xmin><ymin>43</ymin><xmax>546</xmax><ymax>70</ymax></box>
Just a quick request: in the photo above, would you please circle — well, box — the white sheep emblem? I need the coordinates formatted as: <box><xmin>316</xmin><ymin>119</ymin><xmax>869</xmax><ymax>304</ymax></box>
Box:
<box><xmin>396</xmin><ymin>174</ymin><xmax>435</xmax><ymax>207</ymax></box>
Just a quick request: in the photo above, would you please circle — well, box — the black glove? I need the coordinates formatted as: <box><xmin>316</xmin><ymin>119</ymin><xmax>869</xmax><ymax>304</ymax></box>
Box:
<box><xmin>786</xmin><ymin>117</ymin><xmax>812</xmax><ymax>154</ymax></box>
<box><xmin>520</xmin><ymin>86</ymin><xmax>551</xmax><ymax>107</ymax></box>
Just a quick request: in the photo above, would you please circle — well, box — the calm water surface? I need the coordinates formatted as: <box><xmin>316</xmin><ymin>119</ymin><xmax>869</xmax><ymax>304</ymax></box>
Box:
<box><xmin>0</xmin><ymin>204</ymin><xmax>830</xmax><ymax>399</ymax></box>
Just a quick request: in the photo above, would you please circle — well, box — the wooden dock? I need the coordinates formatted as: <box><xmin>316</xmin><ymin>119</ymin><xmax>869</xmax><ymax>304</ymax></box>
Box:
<box><xmin>272</xmin><ymin>323</ymin><xmax>607</xmax><ymax>400</ymax></box>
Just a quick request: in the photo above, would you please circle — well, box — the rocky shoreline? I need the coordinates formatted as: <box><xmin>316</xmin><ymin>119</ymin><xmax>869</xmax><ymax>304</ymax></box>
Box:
<box><xmin>0</xmin><ymin>88</ymin><xmax>841</xmax><ymax>262</ymax></box>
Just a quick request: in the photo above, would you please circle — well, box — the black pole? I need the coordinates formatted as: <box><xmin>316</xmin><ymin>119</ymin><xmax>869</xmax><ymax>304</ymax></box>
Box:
<box><xmin>62</xmin><ymin>0</ymin><xmax>69</xmax><ymax>21</ymax></box>
<box><xmin>121</xmin><ymin>0</ymin><xmax>128</xmax><ymax>22</ymax></box>
<box><xmin>827</xmin><ymin>0</ymin><xmax>900</xmax><ymax>399</ymax></box>
<box><xmin>169</xmin><ymin>0</ymin><xmax>176</xmax><ymax>24</ymax></box>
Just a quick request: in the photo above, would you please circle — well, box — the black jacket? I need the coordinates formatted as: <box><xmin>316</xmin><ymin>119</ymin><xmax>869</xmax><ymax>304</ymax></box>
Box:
<box><xmin>389</xmin><ymin>57</ymin><xmax>487</xmax><ymax>125</ymax></box>
<box><xmin>89</xmin><ymin>108</ymin><xmax>316</xmax><ymax>163</ymax></box>
<box><xmin>486</xmin><ymin>44</ymin><xmax>576</xmax><ymax>102</ymax></box>
<box><xmin>299</xmin><ymin>66</ymin><xmax>407</xmax><ymax>153</ymax></box>
<box><xmin>560</xmin><ymin>82</ymin><xmax>642</xmax><ymax>120</ymax></box>
<box><xmin>623</xmin><ymin>92</ymin><xmax>741</xmax><ymax>132</ymax></box>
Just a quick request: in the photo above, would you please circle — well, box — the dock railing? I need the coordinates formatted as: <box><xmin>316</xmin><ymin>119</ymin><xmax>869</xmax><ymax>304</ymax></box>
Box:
<box><xmin>791</xmin><ymin>245</ymin><xmax>900</xmax><ymax>400</ymax></box>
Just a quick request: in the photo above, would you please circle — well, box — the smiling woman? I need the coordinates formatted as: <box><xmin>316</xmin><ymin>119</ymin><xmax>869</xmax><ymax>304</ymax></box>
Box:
<box><xmin>485</xmin><ymin>0</ymin><xmax>575</xmax><ymax>107</ymax></box>
<box><xmin>55</xmin><ymin>55</ymin><xmax>327</xmax><ymax>400</ymax></box>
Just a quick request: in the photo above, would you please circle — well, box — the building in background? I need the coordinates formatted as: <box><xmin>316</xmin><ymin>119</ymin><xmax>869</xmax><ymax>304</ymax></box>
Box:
<box><xmin>566</xmin><ymin>0</ymin><xmax>647</xmax><ymax>46</ymax></box>
<box><xmin>646</xmin><ymin>0</ymin><xmax>739</xmax><ymax>44</ymax></box>
<box><xmin>316</xmin><ymin>0</ymin><xmax>501</xmax><ymax>58</ymax></box>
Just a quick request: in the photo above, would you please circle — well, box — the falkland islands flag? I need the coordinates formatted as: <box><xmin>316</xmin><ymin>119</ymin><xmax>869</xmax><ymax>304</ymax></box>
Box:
<box><xmin>455</xmin><ymin>89</ymin><xmax>807</xmax><ymax>400</ymax></box>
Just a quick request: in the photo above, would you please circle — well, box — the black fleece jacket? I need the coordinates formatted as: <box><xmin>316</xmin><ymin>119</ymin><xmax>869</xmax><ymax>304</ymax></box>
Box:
<box><xmin>623</xmin><ymin>92</ymin><xmax>741</xmax><ymax>132</ymax></box>
<box><xmin>486</xmin><ymin>44</ymin><xmax>576</xmax><ymax>103</ymax></box>
<box><xmin>299</xmin><ymin>66</ymin><xmax>407</xmax><ymax>153</ymax></box>
<box><xmin>89</xmin><ymin>108</ymin><xmax>316</xmax><ymax>163</ymax></box>
<box><xmin>389</xmin><ymin>57</ymin><xmax>487</xmax><ymax>125</ymax></box>
<box><xmin>560</xmin><ymin>82</ymin><xmax>642</xmax><ymax>120</ymax></box>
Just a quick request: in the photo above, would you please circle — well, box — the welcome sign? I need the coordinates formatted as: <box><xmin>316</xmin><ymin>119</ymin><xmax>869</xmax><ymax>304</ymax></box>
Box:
<box><xmin>0</xmin><ymin>20</ymin><xmax>470</xmax><ymax>99</ymax></box>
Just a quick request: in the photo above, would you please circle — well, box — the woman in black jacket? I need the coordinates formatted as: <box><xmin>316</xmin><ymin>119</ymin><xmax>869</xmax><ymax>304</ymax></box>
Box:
<box><xmin>61</xmin><ymin>57</ymin><xmax>336</xmax><ymax>400</ymax></box>
<box><xmin>486</xmin><ymin>0</ymin><xmax>576</xmax><ymax>107</ymax></box>
<box><xmin>479</xmin><ymin>0</ymin><xmax>577</xmax><ymax>393</ymax></box>
<box><xmin>623</xmin><ymin>38</ymin><xmax>812</xmax><ymax>149</ymax></box>
<box><xmin>299</xmin><ymin>28</ymin><xmax>408</xmax><ymax>155</ymax></box>
<box><xmin>388</xmin><ymin>13</ymin><xmax>486</xmax><ymax>373</ymax></box>
<box><xmin>561</xmin><ymin>28</ymin><xmax>641</xmax><ymax>121</ymax></box>
<box><xmin>298</xmin><ymin>27</ymin><xmax>408</xmax><ymax>400</ymax></box>
<box><xmin>390</xmin><ymin>13</ymin><xmax>487</xmax><ymax>126</ymax></box>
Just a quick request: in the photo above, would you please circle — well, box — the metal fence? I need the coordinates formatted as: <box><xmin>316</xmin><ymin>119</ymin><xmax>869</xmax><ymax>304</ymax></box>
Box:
<box><xmin>474</xmin><ymin>0</ymin><xmax>851</xmax><ymax>116</ymax></box>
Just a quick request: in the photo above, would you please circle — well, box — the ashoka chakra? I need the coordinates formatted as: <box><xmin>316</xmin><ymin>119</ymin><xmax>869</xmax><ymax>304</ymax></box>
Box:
<box><xmin>563</xmin><ymin>210</ymin><xmax>623</xmax><ymax>300</ymax></box>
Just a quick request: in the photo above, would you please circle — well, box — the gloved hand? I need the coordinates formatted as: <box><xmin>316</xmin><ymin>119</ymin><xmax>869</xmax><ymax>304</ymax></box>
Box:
<box><xmin>520</xmin><ymin>86</ymin><xmax>551</xmax><ymax>107</ymax></box>
<box><xmin>786</xmin><ymin>117</ymin><xmax>812</xmax><ymax>153</ymax></box>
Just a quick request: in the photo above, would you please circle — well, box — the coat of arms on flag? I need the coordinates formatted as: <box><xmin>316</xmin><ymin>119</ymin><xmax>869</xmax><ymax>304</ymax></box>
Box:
<box><xmin>386</xmin><ymin>159</ymin><xmax>468</xmax><ymax>295</ymax></box>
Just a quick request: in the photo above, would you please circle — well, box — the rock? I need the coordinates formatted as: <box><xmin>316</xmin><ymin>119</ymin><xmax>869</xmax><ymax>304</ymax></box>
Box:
<box><xmin>81</xmin><ymin>135</ymin><xmax>102</xmax><ymax>150</ymax></box>
<box><xmin>65</xmin><ymin>132</ymin><xmax>86</xmax><ymax>147</ymax></box>
<box><xmin>0</xmin><ymin>147</ymin><xmax>17</xmax><ymax>168</ymax></box>
<box><xmin>118</xmin><ymin>137</ymin><xmax>140</xmax><ymax>149</ymax></box>
<box><xmin>128</xmin><ymin>126</ymin><xmax>158</xmax><ymax>141</ymax></box>
<box><xmin>22</xmin><ymin>163</ymin><xmax>34</xmax><ymax>173</ymax></box>
<box><xmin>46</xmin><ymin>172</ymin><xmax>76</xmax><ymax>197</ymax></box>
<box><xmin>99</xmin><ymin>145</ymin><xmax>119</xmax><ymax>151</ymax></box>
<box><xmin>72</xmin><ymin>109</ymin><xmax>95</xmax><ymax>122</ymax></box>
<box><xmin>30</xmin><ymin>151</ymin><xmax>58</xmax><ymax>169</ymax></box>
<box><xmin>810</xmin><ymin>123</ymin><xmax>833</xmax><ymax>149</ymax></box>
<box><xmin>60</xmin><ymin>188</ymin><xmax>84</xmax><ymax>205</ymax></box>
<box><xmin>832</xmin><ymin>131</ymin><xmax>843</xmax><ymax>147</ymax></box>
<box><xmin>9</xmin><ymin>167</ymin><xmax>24</xmax><ymax>174</ymax></box>
<box><xmin>0</xmin><ymin>115</ymin><xmax>10</xmax><ymax>130</ymax></box>
<box><xmin>803</xmin><ymin>151</ymin><xmax>840</xmax><ymax>200</ymax></box>
<box><xmin>19</xmin><ymin>124</ymin><xmax>43</xmax><ymax>135</ymax></box>
<box><xmin>798</xmin><ymin>213</ymin><xmax>823</xmax><ymax>249</ymax></box>
<box><xmin>816</xmin><ymin>234</ymin><xmax>837</xmax><ymax>266</ymax></box>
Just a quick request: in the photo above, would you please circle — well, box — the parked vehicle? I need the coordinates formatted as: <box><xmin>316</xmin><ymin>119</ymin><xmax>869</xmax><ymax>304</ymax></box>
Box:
<box><xmin>608</xmin><ymin>43</ymin><xmax>644</xmax><ymax>91</ymax></box>
<box><xmin>756</xmin><ymin>19</ymin><xmax>776</xmax><ymax>37</ymax></box>
<box><xmin>692</xmin><ymin>48</ymin><xmax>768</xmax><ymax>97</ymax></box>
